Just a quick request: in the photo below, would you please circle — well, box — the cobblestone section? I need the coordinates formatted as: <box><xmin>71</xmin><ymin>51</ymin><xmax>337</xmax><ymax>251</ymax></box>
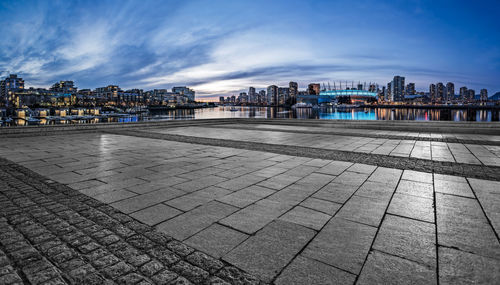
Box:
<box><xmin>105</xmin><ymin>129</ymin><xmax>500</xmax><ymax>181</ymax></box>
<box><xmin>0</xmin><ymin>158</ymin><xmax>262</xmax><ymax>285</ymax></box>
<box><xmin>206</xmin><ymin>124</ymin><xmax>500</xmax><ymax>146</ymax></box>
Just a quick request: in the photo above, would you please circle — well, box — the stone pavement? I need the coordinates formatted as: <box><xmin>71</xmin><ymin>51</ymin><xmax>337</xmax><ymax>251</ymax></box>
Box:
<box><xmin>0</xmin><ymin>119</ymin><xmax>499</xmax><ymax>284</ymax></box>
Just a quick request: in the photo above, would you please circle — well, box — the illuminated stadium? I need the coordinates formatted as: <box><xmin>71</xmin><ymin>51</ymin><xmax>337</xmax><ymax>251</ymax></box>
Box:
<box><xmin>319</xmin><ymin>89</ymin><xmax>378</xmax><ymax>104</ymax></box>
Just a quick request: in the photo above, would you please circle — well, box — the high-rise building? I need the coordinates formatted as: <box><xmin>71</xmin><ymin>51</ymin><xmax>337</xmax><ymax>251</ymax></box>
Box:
<box><xmin>278</xmin><ymin>87</ymin><xmax>290</xmax><ymax>105</ymax></box>
<box><xmin>445</xmin><ymin>82</ymin><xmax>454</xmax><ymax>101</ymax></box>
<box><xmin>267</xmin><ymin>85</ymin><xmax>278</xmax><ymax>105</ymax></box>
<box><xmin>248</xmin><ymin>87</ymin><xmax>256</xmax><ymax>103</ymax></box>
<box><xmin>308</xmin><ymin>83</ymin><xmax>320</xmax><ymax>95</ymax></box>
<box><xmin>391</xmin><ymin>76</ymin><xmax>405</xmax><ymax>102</ymax></box>
<box><xmin>459</xmin><ymin>86</ymin><xmax>468</xmax><ymax>101</ymax></box>
<box><xmin>480</xmin><ymin>89</ymin><xmax>488</xmax><ymax>102</ymax></box>
<box><xmin>386</xmin><ymin>82</ymin><xmax>392</xmax><ymax>101</ymax></box>
<box><xmin>429</xmin><ymin>84</ymin><xmax>436</xmax><ymax>102</ymax></box>
<box><xmin>405</xmin><ymin>83</ymin><xmax>416</xmax><ymax>95</ymax></box>
<box><xmin>238</xmin><ymin>92</ymin><xmax>248</xmax><ymax>103</ymax></box>
<box><xmin>380</xmin><ymin>86</ymin><xmax>386</xmax><ymax>102</ymax></box>
<box><xmin>289</xmin><ymin>82</ymin><xmax>298</xmax><ymax>99</ymax></box>
<box><xmin>436</xmin><ymin>82</ymin><xmax>445</xmax><ymax>102</ymax></box>
<box><xmin>369</xmin><ymin>84</ymin><xmax>377</xmax><ymax>92</ymax></box>
<box><xmin>219</xmin><ymin>96</ymin><xmax>225</xmax><ymax>104</ymax></box>
<box><xmin>1</xmin><ymin>74</ymin><xmax>24</xmax><ymax>107</ymax></box>
<box><xmin>467</xmin><ymin>89</ymin><xmax>475</xmax><ymax>101</ymax></box>
<box><xmin>357</xmin><ymin>83</ymin><xmax>363</xmax><ymax>91</ymax></box>
<box><xmin>258</xmin><ymin>90</ymin><xmax>266</xmax><ymax>104</ymax></box>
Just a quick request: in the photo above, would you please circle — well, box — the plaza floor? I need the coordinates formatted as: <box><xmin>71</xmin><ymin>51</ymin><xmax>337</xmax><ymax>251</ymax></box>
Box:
<box><xmin>0</xmin><ymin>120</ymin><xmax>499</xmax><ymax>284</ymax></box>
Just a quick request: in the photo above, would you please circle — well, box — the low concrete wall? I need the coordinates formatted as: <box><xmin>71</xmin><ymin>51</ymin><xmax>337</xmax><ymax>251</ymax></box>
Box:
<box><xmin>0</xmin><ymin>118</ymin><xmax>499</xmax><ymax>136</ymax></box>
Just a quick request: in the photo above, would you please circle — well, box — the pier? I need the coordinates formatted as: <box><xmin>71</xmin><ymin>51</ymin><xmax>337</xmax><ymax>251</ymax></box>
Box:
<box><xmin>0</xmin><ymin>119</ymin><xmax>499</xmax><ymax>284</ymax></box>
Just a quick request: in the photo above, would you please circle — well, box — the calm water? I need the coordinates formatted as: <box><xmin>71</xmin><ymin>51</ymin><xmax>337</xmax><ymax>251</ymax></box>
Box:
<box><xmin>150</xmin><ymin>106</ymin><xmax>500</xmax><ymax>121</ymax></box>
<box><xmin>2</xmin><ymin>106</ymin><xmax>500</xmax><ymax>126</ymax></box>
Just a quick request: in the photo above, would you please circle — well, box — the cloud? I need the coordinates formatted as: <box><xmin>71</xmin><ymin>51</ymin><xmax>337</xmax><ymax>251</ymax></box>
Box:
<box><xmin>0</xmin><ymin>0</ymin><xmax>498</xmax><ymax>97</ymax></box>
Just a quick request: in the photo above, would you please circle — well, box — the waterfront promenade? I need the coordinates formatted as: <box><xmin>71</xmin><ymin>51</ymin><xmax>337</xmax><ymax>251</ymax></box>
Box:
<box><xmin>0</xmin><ymin>119</ymin><xmax>499</xmax><ymax>284</ymax></box>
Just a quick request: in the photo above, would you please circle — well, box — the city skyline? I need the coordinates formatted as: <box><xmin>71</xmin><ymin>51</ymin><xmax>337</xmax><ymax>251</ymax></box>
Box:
<box><xmin>1</xmin><ymin>0</ymin><xmax>499</xmax><ymax>100</ymax></box>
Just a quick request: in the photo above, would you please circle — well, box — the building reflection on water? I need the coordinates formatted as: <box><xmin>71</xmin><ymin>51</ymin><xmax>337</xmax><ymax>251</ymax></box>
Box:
<box><xmin>2</xmin><ymin>106</ymin><xmax>500</xmax><ymax>126</ymax></box>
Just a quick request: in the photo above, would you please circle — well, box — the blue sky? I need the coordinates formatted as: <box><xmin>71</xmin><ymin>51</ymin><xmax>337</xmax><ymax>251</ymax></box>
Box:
<box><xmin>0</xmin><ymin>0</ymin><xmax>499</xmax><ymax>100</ymax></box>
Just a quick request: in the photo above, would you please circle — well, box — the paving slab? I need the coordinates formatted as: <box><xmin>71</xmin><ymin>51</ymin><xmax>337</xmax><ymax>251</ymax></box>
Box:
<box><xmin>156</xmin><ymin>201</ymin><xmax>238</xmax><ymax>241</ymax></box>
<box><xmin>357</xmin><ymin>251</ymin><xmax>437</xmax><ymax>285</ymax></box>
<box><xmin>130</xmin><ymin>204</ymin><xmax>183</xmax><ymax>226</ymax></box>
<box><xmin>387</xmin><ymin>193</ymin><xmax>434</xmax><ymax>223</ymax></box>
<box><xmin>299</xmin><ymin>197</ymin><xmax>341</xmax><ymax>215</ymax></box>
<box><xmin>219</xmin><ymin>199</ymin><xmax>293</xmax><ymax>234</ymax></box>
<box><xmin>373</xmin><ymin>215</ymin><xmax>436</xmax><ymax>268</ymax></box>
<box><xmin>275</xmin><ymin>256</ymin><xmax>356</xmax><ymax>285</ymax></box>
<box><xmin>185</xmin><ymin>224</ymin><xmax>248</xmax><ymax>258</ymax></box>
<box><xmin>111</xmin><ymin>187</ymin><xmax>185</xmax><ymax>214</ymax></box>
<box><xmin>216</xmin><ymin>185</ymin><xmax>275</xmax><ymax>208</ymax></box>
<box><xmin>468</xmin><ymin>178</ymin><xmax>500</xmax><ymax>236</ymax></box>
<box><xmin>336</xmin><ymin>195</ymin><xmax>389</xmax><ymax>227</ymax></box>
<box><xmin>439</xmin><ymin>247</ymin><xmax>500</xmax><ymax>285</ymax></box>
<box><xmin>313</xmin><ymin>182</ymin><xmax>358</xmax><ymax>204</ymax></box>
<box><xmin>278</xmin><ymin>206</ymin><xmax>331</xmax><ymax>230</ymax></box>
<box><xmin>396</xmin><ymin>179</ymin><xmax>434</xmax><ymax>199</ymax></box>
<box><xmin>223</xmin><ymin>220</ymin><xmax>315</xmax><ymax>283</ymax></box>
<box><xmin>436</xmin><ymin>193</ymin><xmax>500</xmax><ymax>260</ymax></box>
<box><xmin>303</xmin><ymin>217</ymin><xmax>377</xmax><ymax>274</ymax></box>
<box><xmin>434</xmin><ymin>178</ymin><xmax>474</xmax><ymax>198</ymax></box>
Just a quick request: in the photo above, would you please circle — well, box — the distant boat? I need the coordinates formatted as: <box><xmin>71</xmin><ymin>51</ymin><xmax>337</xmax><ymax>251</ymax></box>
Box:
<box><xmin>25</xmin><ymin>117</ymin><xmax>41</xmax><ymax>123</ymax></box>
<box><xmin>229</xmin><ymin>107</ymin><xmax>238</xmax><ymax>112</ymax></box>
<box><xmin>292</xmin><ymin>103</ymin><xmax>313</xmax><ymax>108</ymax></box>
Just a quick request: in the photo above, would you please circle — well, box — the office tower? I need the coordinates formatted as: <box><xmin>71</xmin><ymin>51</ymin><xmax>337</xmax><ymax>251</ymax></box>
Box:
<box><xmin>446</xmin><ymin>82</ymin><xmax>454</xmax><ymax>101</ymax></box>
<box><xmin>386</xmin><ymin>82</ymin><xmax>392</xmax><ymax>101</ymax></box>
<box><xmin>219</xmin><ymin>97</ymin><xmax>225</xmax><ymax>104</ymax></box>
<box><xmin>429</xmin><ymin>84</ymin><xmax>436</xmax><ymax>102</ymax></box>
<box><xmin>467</xmin><ymin>89</ymin><xmax>475</xmax><ymax>101</ymax></box>
<box><xmin>406</xmin><ymin>83</ymin><xmax>416</xmax><ymax>95</ymax></box>
<box><xmin>391</xmin><ymin>76</ymin><xmax>405</xmax><ymax>102</ymax></box>
<box><xmin>459</xmin><ymin>86</ymin><xmax>468</xmax><ymax>101</ymax></box>
<box><xmin>248</xmin><ymin>87</ymin><xmax>256</xmax><ymax>103</ymax></box>
<box><xmin>369</xmin><ymin>84</ymin><xmax>377</xmax><ymax>92</ymax></box>
<box><xmin>238</xmin><ymin>92</ymin><xmax>248</xmax><ymax>104</ymax></box>
<box><xmin>267</xmin><ymin>85</ymin><xmax>278</xmax><ymax>105</ymax></box>
<box><xmin>289</xmin><ymin>82</ymin><xmax>298</xmax><ymax>99</ymax></box>
<box><xmin>277</xmin><ymin>87</ymin><xmax>289</xmax><ymax>105</ymax></box>
<box><xmin>480</xmin><ymin>89</ymin><xmax>488</xmax><ymax>102</ymax></box>
<box><xmin>308</xmin><ymin>83</ymin><xmax>320</xmax><ymax>95</ymax></box>
<box><xmin>258</xmin><ymin>90</ymin><xmax>266</xmax><ymax>104</ymax></box>
<box><xmin>378</xmin><ymin>86</ymin><xmax>384</xmax><ymax>101</ymax></box>
<box><xmin>436</xmin><ymin>82</ymin><xmax>445</xmax><ymax>102</ymax></box>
